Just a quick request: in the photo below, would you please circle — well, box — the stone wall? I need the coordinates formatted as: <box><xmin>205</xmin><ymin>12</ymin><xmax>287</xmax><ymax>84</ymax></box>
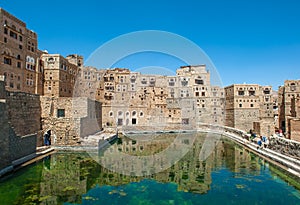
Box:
<box><xmin>40</xmin><ymin>96</ymin><xmax>102</xmax><ymax>145</ymax></box>
<box><xmin>9</xmin><ymin>130</ymin><xmax>37</xmax><ymax>162</ymax></box>
<box><xmin>0</xmin><ymin>101</ymin><xmax>10</xmax><ymax>170</ymax></box>
<box><xmin>221</xmin><ymin>125</ymin><xmax>300</xmax><ymax>159</ymax></box>
<box><xmin>234</xmin><ymin>108</ymin><xmax>260</xmax><ymax>132</ymax></box>
<box><xmin>0</xmin><ymin>76</ymin><xmax>40</xmax><ymax>170</ymax></box>
<box><xmin>253</xmin><ymin>118</ymin><xmax>274</xmax><ymax>137</ymax></box>
<box><xmin>6</xmin><ymin>92</ymin><xmax>41</xmax><ymax>136</ymax></box>
<box><xmin>268</xmin><ymin>136</ymin><xmax>300</xmax><ymax>158</ymax></box>
<box><xmin>289</xmin><ymin>119</ymin><xmax>300</xmax><ymax>142</ymax></box>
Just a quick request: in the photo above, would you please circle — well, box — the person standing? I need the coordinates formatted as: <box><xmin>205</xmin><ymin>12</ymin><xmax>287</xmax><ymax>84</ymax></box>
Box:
<box><xmin>44</xmin><ymin>130</ymin><xmax>51</xmax><ymax>146</ymax></box>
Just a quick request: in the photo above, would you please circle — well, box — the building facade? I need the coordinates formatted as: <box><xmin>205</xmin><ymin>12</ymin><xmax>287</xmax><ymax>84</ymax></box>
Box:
<box><xmin>40</xmin><ymin>54</ymin><xmax>103</xmax><ymax>145</ymax></box>
<box><xmin>74</xmin><ymin>65</ymin><xmax>225</xmax><ymax>130</ymax></box>
<box><xmin>40</xmin><ymin>96</ymin><xmax>102</xmax><ymax>145</ymax></box>
<box><xmin>225</xmin><ymin>84</ymin><xmax>274</xmax><ymax>136</ymax></box>
<box><xmin>0</xmin><ymin>8</ymin><xmax>44</xmax><ymax>95</ymax></box>
<box><xmin>41</xmin><ymin>54</ymin><xmax>80</xmax><ymax>97</ymax></box>
<box><xmin>278</xmin><ymin>80</ymin><xmax>300</xmax><ymax>138</ymax></box>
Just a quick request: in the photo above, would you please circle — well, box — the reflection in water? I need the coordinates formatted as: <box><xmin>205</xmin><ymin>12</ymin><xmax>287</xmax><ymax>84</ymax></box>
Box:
<box><xmin>0</xmin><ymin>134</ymin><xmax>299</xmax><ymax>205</ymax></box>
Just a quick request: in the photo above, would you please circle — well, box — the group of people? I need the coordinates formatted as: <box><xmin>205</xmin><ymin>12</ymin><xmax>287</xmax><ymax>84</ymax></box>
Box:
<box><xmin>256</xmin><ymin>135</ymin><xmax>269</xmax><ymax>148</ymax></box>
<box><xmin>244</xmin><ymin>130</ymin><xmax>269</xmax><ymax>149</ymax></box>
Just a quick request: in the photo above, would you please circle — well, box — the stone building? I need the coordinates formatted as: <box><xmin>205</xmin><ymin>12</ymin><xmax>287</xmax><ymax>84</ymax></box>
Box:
<box><xmin>40</xmin><ymin>96</ymin><xmax>102</xmax><ymax>145</ymax></box>
<box><xmin>82</xmin><ymin>65</ymin><xmax>225</xmax><ymax>130</ymax></box>
<box><xmin>287</xmin><ymin>94</ymin><xmax>300</xmax><ymax>141</ymax></box>
<box><xmin>40</xmin><ymin>54</ymin><xmax>103</xmax><ymax>145</ymax></box>
<box><xmin>41</xmin><ymin>54</ymin><xmax>80</xmax><ymax>97</ymax></box>
<box><xmin>225</xmin><ymin>84</ymin><xmax>274</xmax><ymax>136</ymax></box>
<box><xmin>73</xmin><ymin>66</ymin><xmax>104</xmax><ymax>100</ymax></box>
<box><xmin>278</xmin><ymin>80</ymin><xmax>300</xmax><ymax>141</ymax></box>
<box><xmin>0</xmin><ymin>8</ymin><xmax>44</xmax><ymax>95</ymax></box>
<box><xmin>0</xmin><ymin>75</ymin><xmax>41</xmax><ymax>171</ymax></box>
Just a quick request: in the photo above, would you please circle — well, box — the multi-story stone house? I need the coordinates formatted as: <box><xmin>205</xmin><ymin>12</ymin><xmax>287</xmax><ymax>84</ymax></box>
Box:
<box><xmin>40</xmin><ymin>54</ymin><xmax>103</xmax><ymax>145</ymax></box>
<box><xmin>225</xmin><ymin>84</ymin><xmax>274</xmax><ymax>136</ymax></box>
<box><xmin>0</xmin><ymin>8</ymin><xmax>44</xmax><ymax>94</ymax></box>
<box><xmin>76</xmin><ymin>65</ymin><xmax>225</xmax><ymax>130</ymax></box>
<box><xmin>278</xmin><ymin>80</ymin><xmax>300</xmax><ymax>141</ymax></box>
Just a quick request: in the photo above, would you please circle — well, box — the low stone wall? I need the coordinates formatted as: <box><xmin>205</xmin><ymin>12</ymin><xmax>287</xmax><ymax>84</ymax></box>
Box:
<box><xmin>200</xmin><ymin>124</ymin><xmax>300</xmax><ymax>160</ymax></box>
<box><xmin>268</xmin><ymin>136</ymin><xmax>300</xmax><ymax>159</ymax></box>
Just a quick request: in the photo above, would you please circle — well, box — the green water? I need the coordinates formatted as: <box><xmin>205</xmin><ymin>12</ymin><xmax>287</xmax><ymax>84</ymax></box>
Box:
<box><xmin>0</xmin><ymin>134</ymin><xmax>300</xmax><ymax>205</ymax></box>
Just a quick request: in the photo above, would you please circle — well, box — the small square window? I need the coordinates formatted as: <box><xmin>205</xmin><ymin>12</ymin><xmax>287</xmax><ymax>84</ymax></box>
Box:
<box><xmin>57</xmin><ymin>109</ymin><xmax>65</xmax><ymax>118</ymax></box>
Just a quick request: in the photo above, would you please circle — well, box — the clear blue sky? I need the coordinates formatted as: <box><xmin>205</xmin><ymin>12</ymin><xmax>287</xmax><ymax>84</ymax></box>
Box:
<box><xmin>1</xmin><ymin>0</ymin><xmax>300</xmax><ymax>89</ymax></box>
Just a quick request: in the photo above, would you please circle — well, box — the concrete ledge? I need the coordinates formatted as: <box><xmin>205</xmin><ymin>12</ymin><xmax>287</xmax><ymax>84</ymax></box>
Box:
<box><xmin>0</xmin><ymin>147</ymin><xmax>54</xmax><ymax>178</ymax></box>
<box><xmin>12</xmin><ymin>153</ymin><xmax>37</xmax><ymax>167</ymax></box>
<box><xmin>0</xmin><ymin>166</ymin><xmax>13</xmax><ymax>177</ymax></box>
<box><xmin>53</xmin><ymin>146</ymin><xmax>98</xmax><ymax>151</ymax></box>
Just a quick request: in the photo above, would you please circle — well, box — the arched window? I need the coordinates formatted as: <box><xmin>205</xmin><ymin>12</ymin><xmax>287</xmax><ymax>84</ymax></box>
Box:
<box><xmin>132</xmin><ymin>111</ymin><xmax>137</xmax><ymax>116</ymax></box>
<box><xmin>291</xmin><ymin>83</ymin><xmax>296</xmax><ymax>91</ymax></box>
<box><xmin>118</xmin><ymin>111</ymin><xmax>123</xmax><ymax>116</ymax></box>
<box><xmin>109</xmin><ymin>111</ymin><xmax>113</xmax><ymax>117</ymax></box>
